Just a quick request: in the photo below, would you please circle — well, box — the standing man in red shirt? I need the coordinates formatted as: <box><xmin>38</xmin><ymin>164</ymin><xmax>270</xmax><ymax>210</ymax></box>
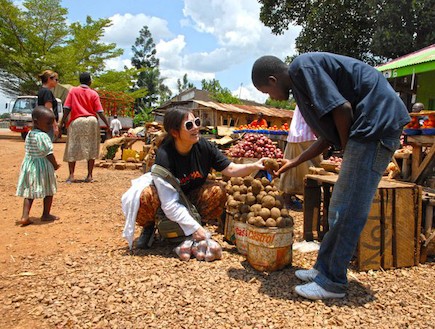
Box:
<box><xmin>250</xmin><ymin>112</ymin><xmax>268</xmax><ymax>127</ymax></box>
<box><xmin>59</xmin><ymin>72</ymin><xmax>110</xmax><ymax>183</ymax></box>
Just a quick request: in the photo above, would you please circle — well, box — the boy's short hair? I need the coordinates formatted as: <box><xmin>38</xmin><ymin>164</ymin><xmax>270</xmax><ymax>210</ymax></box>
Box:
<box><xmin>32</xmin><ymin>105</ymin><xmax>54</xmax><ymax>120</ymax></box>
<box><xmin>252</xmin><ymin>55</ymin><xmax>286</xmax><ymax>88</ymax></box>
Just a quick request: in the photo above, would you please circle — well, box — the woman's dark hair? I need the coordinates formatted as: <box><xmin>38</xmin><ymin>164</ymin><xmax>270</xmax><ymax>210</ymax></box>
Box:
<box><xmin>163</xmin><ymin>107</ymin><xmax>192</xmax><ymax>140</ymax></box>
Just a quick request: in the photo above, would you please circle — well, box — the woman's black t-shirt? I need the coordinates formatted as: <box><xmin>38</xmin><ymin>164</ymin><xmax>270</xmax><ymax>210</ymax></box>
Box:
<box><xmin>155</xmin><ymin>137</ymin><xmax>231</xmax><ymax>194</ymax></box>
<box><xmin>37</xmin><ymin>87</ymin><xmax>59</xmax><ymax>121</ymax></box>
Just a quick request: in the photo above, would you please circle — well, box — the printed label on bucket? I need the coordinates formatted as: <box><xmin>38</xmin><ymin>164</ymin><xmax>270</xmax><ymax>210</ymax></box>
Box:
<box><xmin>234</xmin><ymin>221</ymin><xmax>248</xmax><ymax>255</ymax></box>
<box><xmin>247</xmin><ymin>225</ymin><xmax>293</xmax><ymax>248</ymax></box>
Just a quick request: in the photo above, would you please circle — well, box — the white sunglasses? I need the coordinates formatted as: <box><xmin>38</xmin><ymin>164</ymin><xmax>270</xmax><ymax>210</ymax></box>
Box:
<box><xmin>184</xmin><ymin>117</ymin><xmax>201</xmax><ymax>130</ymax></box>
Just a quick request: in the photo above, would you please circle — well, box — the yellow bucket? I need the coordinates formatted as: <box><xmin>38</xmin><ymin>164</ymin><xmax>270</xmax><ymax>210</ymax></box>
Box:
<box><xmin>247</xmin><ymin>224</ymin><xmax>293</xmax><ymax>272</ymax></box>
<box><xmin>122</xmin><ymin>149</ymin><xmax>138</xmax><ymax>161</ymax></box>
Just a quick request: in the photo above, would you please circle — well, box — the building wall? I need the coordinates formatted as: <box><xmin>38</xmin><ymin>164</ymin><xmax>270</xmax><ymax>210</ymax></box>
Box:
<box><xmin>417</xmin><ymin>71</ymin><xmax>435</xmax><ymax>110</ymax></box>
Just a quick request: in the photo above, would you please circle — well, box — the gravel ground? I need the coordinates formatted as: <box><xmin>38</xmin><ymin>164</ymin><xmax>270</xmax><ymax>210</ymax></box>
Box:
<box><xmin>0</xmin><ymin>130</ymin><xmax>434</xmax><ymax>329</ymax></box>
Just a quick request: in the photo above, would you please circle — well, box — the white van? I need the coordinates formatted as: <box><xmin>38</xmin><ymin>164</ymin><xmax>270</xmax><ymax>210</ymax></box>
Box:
<box><xmin>9</xmin><ymin>96</ymin><xmax>63</xmax><ymax>140</ymax></box>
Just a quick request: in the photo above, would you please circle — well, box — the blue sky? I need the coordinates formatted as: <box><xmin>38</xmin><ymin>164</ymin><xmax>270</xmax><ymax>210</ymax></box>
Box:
<box><xmin>1</xmin><ymin>0</ymin><xmax>301</xmax><ymax>113</ymax></box>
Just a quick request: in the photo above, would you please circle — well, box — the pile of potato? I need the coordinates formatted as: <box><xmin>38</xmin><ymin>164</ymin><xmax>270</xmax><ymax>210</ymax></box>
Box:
<box><xmin>224</xmin><ymin>175</ymin><xmax>293</xmax><ymax>228</ymax></box>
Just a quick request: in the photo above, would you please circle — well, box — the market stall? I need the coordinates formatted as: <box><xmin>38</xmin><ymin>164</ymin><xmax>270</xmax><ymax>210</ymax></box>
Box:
<box><xmin>403</xmin><ymin>111</ymin><xmax>435</xmax><ymax>184</ymax></box>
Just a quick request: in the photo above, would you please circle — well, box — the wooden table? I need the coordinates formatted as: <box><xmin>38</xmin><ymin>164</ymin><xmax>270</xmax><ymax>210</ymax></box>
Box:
<box><xmin>406</xmin><ymin>135</ymin><xmax>435</xmax><ymax>184</ymax></box>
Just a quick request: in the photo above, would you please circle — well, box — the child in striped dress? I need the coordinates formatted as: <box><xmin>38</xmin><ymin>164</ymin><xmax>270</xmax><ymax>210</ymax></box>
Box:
<box><xmin>16</xmin><ymin>106</ymin><xmax>61</xmax><ymax>226</ymax></box>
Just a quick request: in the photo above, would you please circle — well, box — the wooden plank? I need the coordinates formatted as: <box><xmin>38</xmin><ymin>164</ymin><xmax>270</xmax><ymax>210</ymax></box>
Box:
<box><xmin>358</xmin><ymin>190</ymin><xmax>382</xmax><ymax>270</ymax></box>
<box><xmin>381</xmin><ymin>189</ymin><xmax>394</xmax><ymax>269</ymax></box>
<box><xmin>303</xmin><ymin>177</ymin><xmax>321</xmax><ymax>241</ymax></box>
<box><xmin>411</xmin><ymin>142</ymin><xmax>435</xmax><ymax>183</ymax></box>
<box><xmin>410</xmin><ymin>145</ymin><xmax>423</xmax><ymax>181</ymax></box>
<box><xmin>394</xmin><ymin>188</ymin><xmax>416</xmax><ymax>267</ymax></box>
<box><xmin>305</xmin><ymin>174</ymin><xmax>416</xmax><ymax>189</ymax></box>
<box><xmin>414</xmin><ymin>186</ymin><xmax>422</xmax><ymax>265</ymax></box>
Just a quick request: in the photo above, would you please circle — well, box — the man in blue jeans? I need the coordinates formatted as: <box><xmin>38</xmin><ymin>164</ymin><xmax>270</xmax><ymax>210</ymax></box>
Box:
<box><xmin>251</xmin><ymin>53</ymin><xmax>410</xmax><ymax>300</ymax></box>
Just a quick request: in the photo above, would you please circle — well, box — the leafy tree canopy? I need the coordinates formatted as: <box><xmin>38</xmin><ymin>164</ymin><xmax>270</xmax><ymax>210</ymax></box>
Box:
<box><xmin>265</xmin><ymin>98</ymin><xmax>296</xmax><ymax>110</ymax></box>
<box><xmin>91</xmin><ymin>68</ymin><xmax>148</xmax><ymax>100</ymax></box>
<box><xmin>258</xmin><ymin>0</ymin><xmax>435</xmax><ymax>63</ymax></box>
<box><xmin>201</xmin><ymin>79</ymin><xmax>242</xmax><ymax>104</ymax></box>
<box><xmin>0</xmin><ymin>0</ymin><xmax>123</xmax><ymax>96</ymax></box>
<box><xmin>130</xmin><ymin>25</ymin><xmax>171</xmax><ymax>109</ymax></box>
<box><xmin>177</xmin><ymin>73</ymin><xmax>195</xmax><ymax>93</ymax></box>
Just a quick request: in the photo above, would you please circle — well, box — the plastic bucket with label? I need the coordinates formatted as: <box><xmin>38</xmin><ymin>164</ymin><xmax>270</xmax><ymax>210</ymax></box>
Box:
<box><xmin>247</xmin><ymin>224</ymin><xmax>293</xmax><ymax>272</ymax></box>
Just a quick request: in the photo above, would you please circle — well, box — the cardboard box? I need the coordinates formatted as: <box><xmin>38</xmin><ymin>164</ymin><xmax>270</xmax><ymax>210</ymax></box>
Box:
<box><xmin>304</xmin><ymin>175</ymin><xmax>422</xmax><ymax>271</ymax></box>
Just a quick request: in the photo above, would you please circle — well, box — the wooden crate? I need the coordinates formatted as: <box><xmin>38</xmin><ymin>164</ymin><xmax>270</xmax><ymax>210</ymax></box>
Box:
<box><xmin>303</xmin><ymin>175</ymin><xmax>422</xmax><ymax>271</ymax></box>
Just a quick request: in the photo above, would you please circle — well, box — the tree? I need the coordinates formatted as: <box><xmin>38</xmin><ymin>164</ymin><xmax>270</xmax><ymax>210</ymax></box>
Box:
<box><xmin>258</xmin><ymin>0</ymin><xmax>435</xmax><ymax>63</ymax></box>
<box><xmin>130</xmin><ymin>26</ymin><xmax>171</xmax><ymax>109</ymax></box>
<box><xmin>92</xmin><ymin>68</ymin><xmax>147</xmax><ymax>100</ymax></box>
<box><xmin>201</xmin><ymin>79</ymin><xmax>242</xmax><ymax>104</ymax></box>
<box><xmin>0</xmin><ymin>0</ymin><xmax>123</xmax><ymax>96</ymax></box>
<box><xmin>61</xmin><ymin>16</ymin><xmax>123</xmax><ymax>81</ymax></box>
<box><xmin>265</xmin><ymin>98</ymin><xmax>295</xmax><ymax>110</ymax></box>
<box><xmin>177</xmin><ymin>74</ymin><xmax>195</xmax><ymax>93</ymax></box>
<box><xmin>131</xmin><ymin>26</ymin><xmax>159</xmax><ymax>70</ymax></box>
<box><xmin>371</xmin><ymin>0</ymin><xmax>435</xmax><ymax>59</ymax></box>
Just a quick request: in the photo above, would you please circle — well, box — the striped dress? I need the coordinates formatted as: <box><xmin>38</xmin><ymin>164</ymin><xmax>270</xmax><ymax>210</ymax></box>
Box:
<box><xmin>16</xmin><ymin>129</ymin><xmax>57</xmax><ymax>199</ymax></box>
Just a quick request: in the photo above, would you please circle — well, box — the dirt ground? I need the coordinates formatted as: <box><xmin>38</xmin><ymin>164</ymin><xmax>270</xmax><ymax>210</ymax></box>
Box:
<box><xmin>0</xmin><ymin>128</ymin><xmax>434</xmax><ymax>329</ymax></box>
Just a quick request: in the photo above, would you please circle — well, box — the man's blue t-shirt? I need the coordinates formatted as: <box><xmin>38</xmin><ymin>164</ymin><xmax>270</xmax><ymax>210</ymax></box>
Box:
<box><xmin>289</xmin><ymin>52</ymin><xmax>410</xmax><ymax>148</ymax></box>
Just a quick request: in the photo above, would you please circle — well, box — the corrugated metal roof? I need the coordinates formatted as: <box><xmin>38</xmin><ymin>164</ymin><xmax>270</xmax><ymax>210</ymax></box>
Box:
<box><xmin>192</xmin><ymin>100</ymin><xmax>293</xmax><ymax>119</ymax></box>
<box><xmin>376</xmin><ymin>44</ymin><xmax>435</xmax><ymax>78</ymax></box>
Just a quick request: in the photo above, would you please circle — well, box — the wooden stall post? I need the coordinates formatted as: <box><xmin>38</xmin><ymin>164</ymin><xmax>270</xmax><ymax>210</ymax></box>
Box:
<box><xmin>303</xmin><ymin>177</ymin><xmax>321</xmax><ymax>241</ymax></box>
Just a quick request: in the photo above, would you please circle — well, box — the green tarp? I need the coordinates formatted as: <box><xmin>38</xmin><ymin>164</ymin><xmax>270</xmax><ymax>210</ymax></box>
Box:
<box><xmin>376</xmin><ymin>44</ymin><xmax>435</xmax><ymax>78</ymax></box>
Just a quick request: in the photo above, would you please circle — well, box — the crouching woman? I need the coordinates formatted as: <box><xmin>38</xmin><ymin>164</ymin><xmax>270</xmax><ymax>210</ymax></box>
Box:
<box><xmin>135</xmin><ymin>107</ymin><xmax>265</xmax><ymax>249</ymax></box>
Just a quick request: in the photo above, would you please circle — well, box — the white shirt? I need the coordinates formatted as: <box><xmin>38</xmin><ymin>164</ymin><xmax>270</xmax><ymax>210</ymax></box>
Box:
<box><xmin>287</xmin><ymin>106</ymin><xmax>317</xmax><ymax>143</ymax></box>
<box><xmin>152</xmin><ymin>176</ymin><xmax>201</xmax><ymax>236</ymax></box>
<box><xmin>110</xmin><ymin>118</ymin><xmax>122</xmax><ymax>131</ymax></box>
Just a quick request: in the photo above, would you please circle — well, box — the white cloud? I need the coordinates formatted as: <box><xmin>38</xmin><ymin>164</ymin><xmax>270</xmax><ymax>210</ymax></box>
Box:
<box><xmin>232</xmin><ymin>84</ymin><xmax>268</xmax><ymax>104</ymax></box>
<box><xmin>103</xmin><ymin>13</ymin><xmax>172</xmax><ymax>49</ymax></box>
<box><xmin>104</xmin><ymin>57</ymin><xmax>132</xmax><ymax>71</ymax></box>
<box><xmin>155</xmin><ymin>35</ymin><xmax>186</xmax><ymax>70</ymax></box>
<box><xmin>100</xmin><ymin>1</ymin><xmax>301</xmax><ymax>101</ymax></box>
<box><xmin>182</xmin><ymin>0</ymin><xmax>301</xmax><ymax>61</ymax></box>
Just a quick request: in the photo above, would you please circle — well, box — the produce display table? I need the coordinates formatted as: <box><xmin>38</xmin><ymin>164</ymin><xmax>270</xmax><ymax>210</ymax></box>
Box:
<box><xmin>405</xmin><ymin>135</ymin><xmax>435</xmax><ymax>184</ymax></box>
<box><xmin>303</xmin><ymin>174</ymin><xmax>422</xmax><ymax>270</ymax></box>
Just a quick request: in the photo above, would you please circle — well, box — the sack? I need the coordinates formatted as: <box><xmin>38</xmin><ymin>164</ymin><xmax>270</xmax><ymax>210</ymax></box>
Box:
<box><xmin>151</xmin><ymin>165</ymin><xmax>202</xmax><ymax>240</ymax></box>
<box><xmin>155</xmin><ymin>207</ymin><xmax>201</xmax><ymax>240</ymax></box>
<box><xmin>174</xmin><ymin>233</ymin><xmax>223</xmax><ymax>262</ymax></box>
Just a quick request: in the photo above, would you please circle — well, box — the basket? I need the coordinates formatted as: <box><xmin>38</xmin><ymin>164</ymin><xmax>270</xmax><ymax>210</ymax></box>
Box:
<box><xmin>223</xmin><ymin>211</ymin><xmax>236</xmax><ymax>244</ymax></box>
